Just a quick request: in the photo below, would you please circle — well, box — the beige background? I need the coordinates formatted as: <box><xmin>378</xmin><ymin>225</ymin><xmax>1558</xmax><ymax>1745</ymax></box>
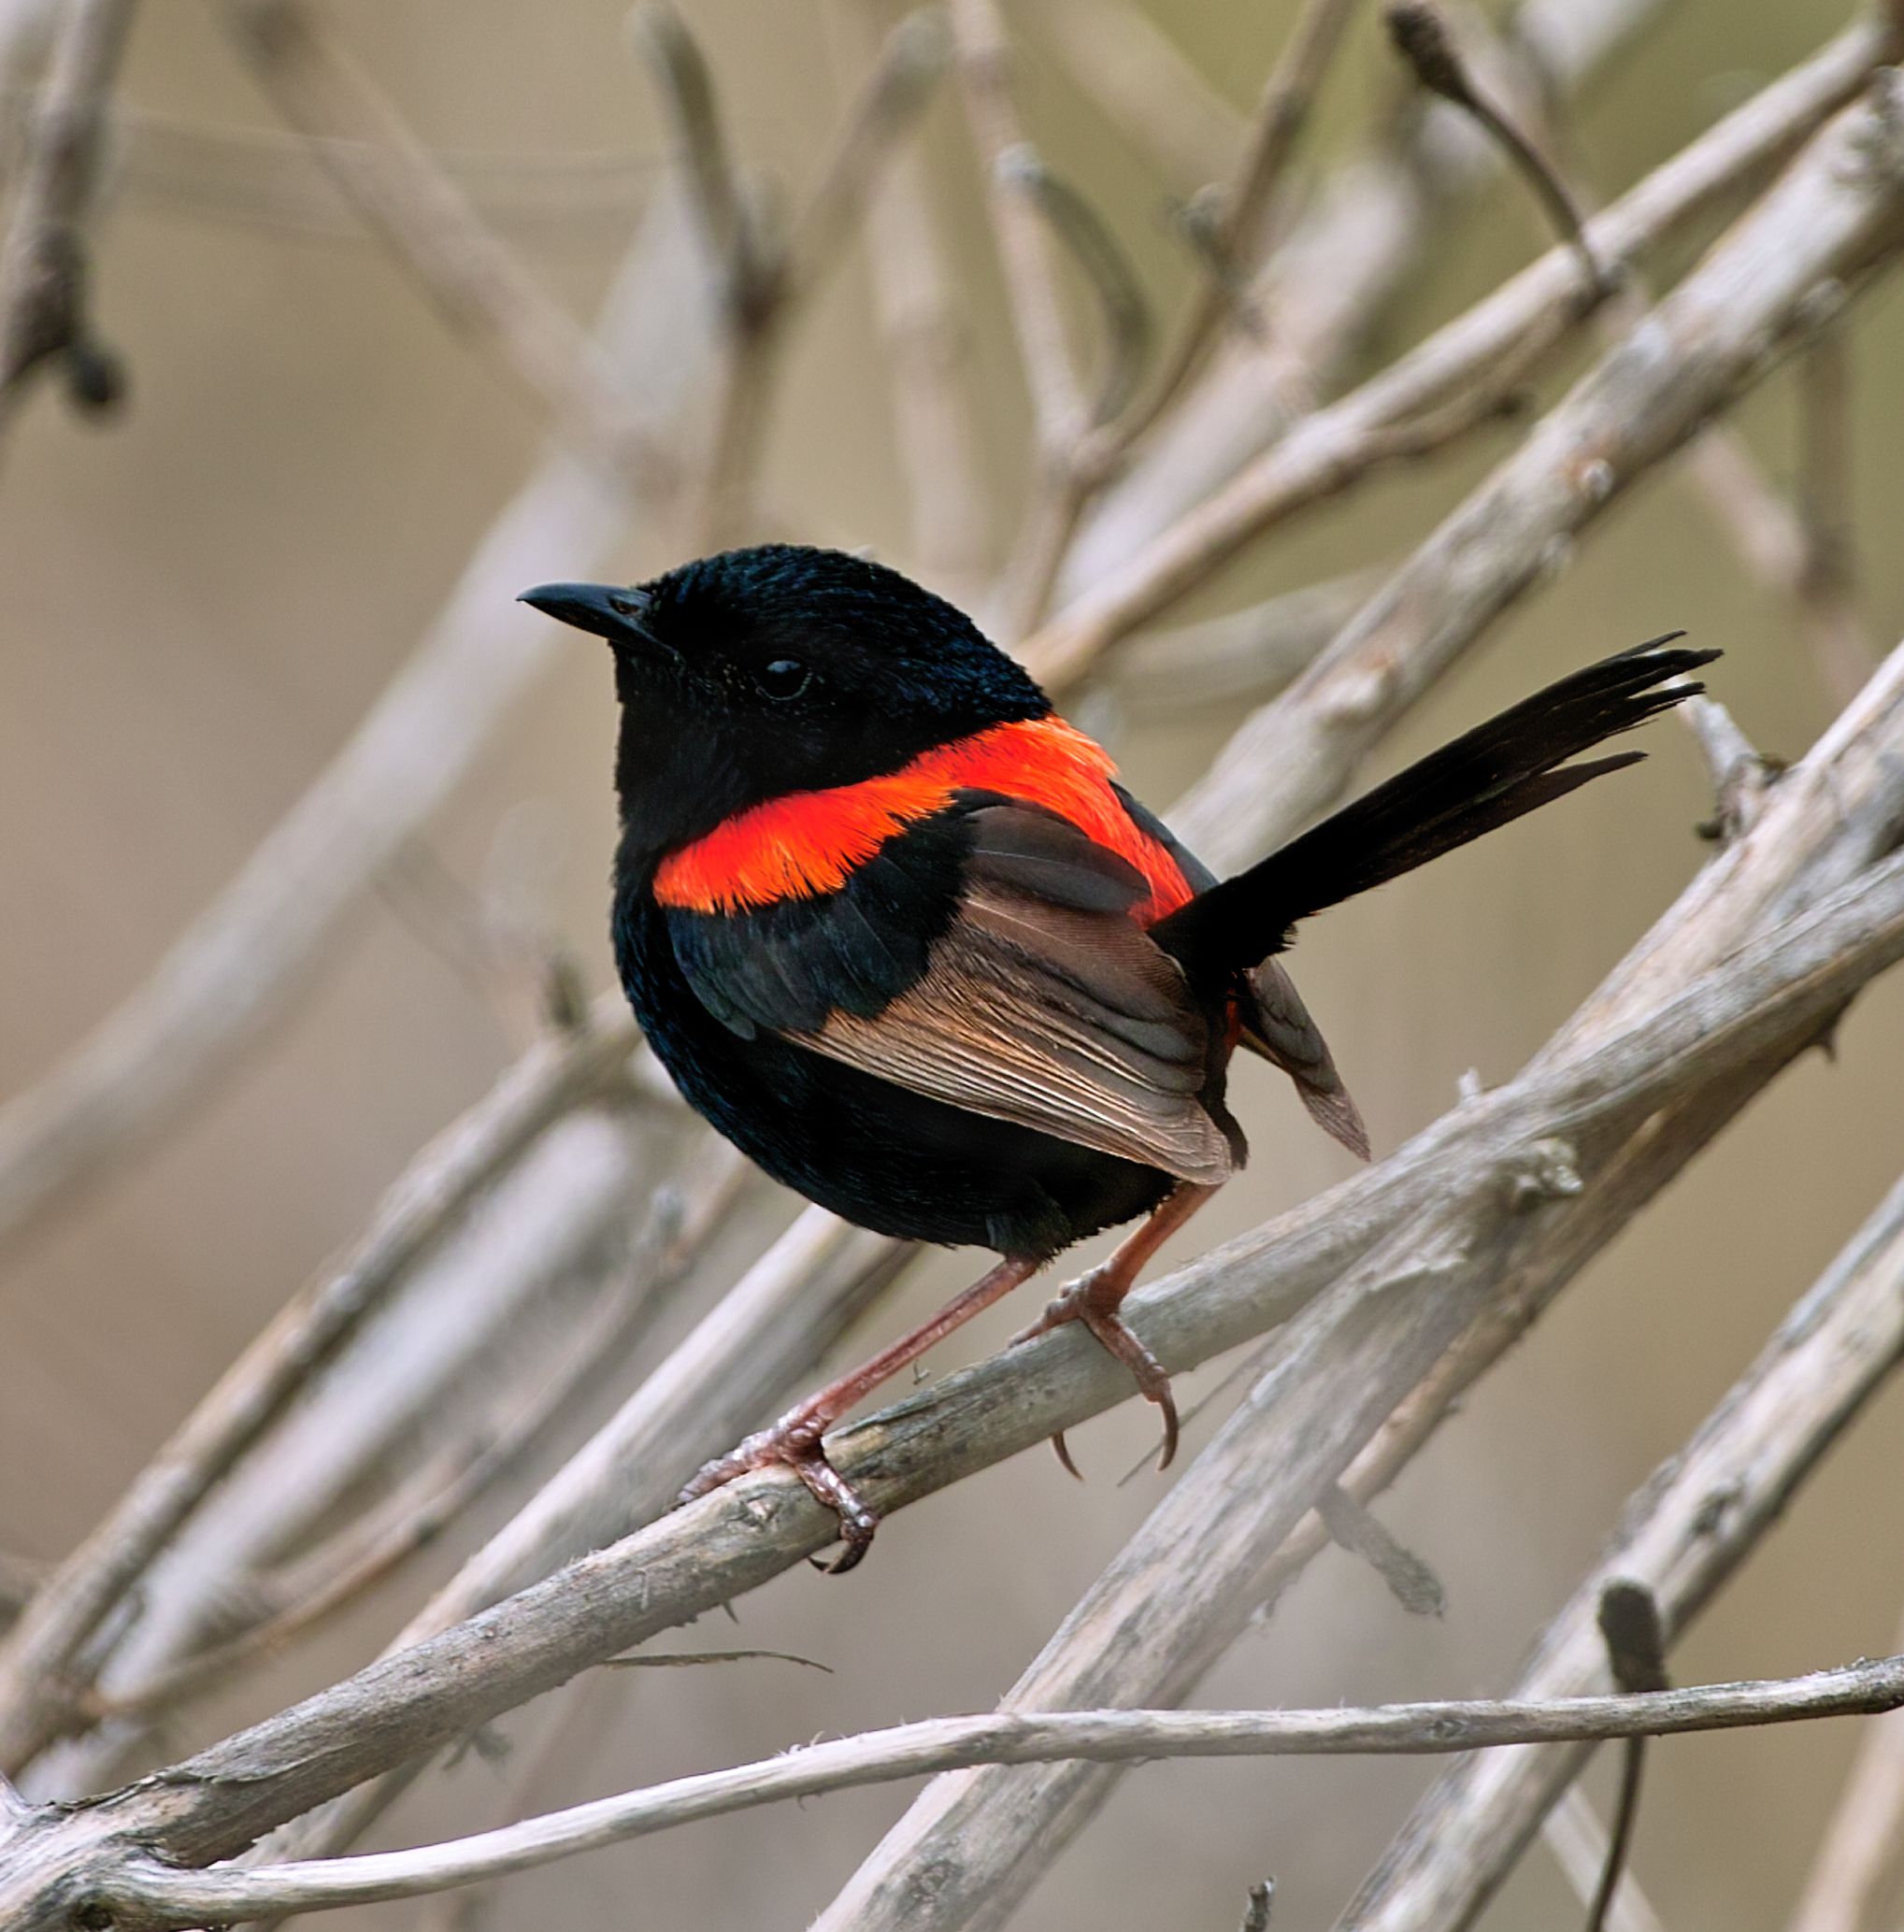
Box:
<box><xmin>4</xmin><ymin>3</ymin><xmax>1903</xmax><ymax>1926</ymax></box>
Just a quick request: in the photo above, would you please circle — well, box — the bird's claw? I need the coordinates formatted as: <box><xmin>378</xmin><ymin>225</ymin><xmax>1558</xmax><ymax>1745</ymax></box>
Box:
<box><xmin>676</xmin><ymin>1410</ymin><xmax>879</xmax><ymax>1575</ymax></box>
<box><xmin>1013</xmin><ymin>1268</ymin><xmax>1180</xmax><ymax>1477</ymax></box>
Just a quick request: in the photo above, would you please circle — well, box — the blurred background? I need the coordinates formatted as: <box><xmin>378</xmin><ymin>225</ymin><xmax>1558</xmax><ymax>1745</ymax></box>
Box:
<box><xmin>3</xmin><ymin>2</ymin><xmax>1903</xmax><ymax>1927</ymax></box>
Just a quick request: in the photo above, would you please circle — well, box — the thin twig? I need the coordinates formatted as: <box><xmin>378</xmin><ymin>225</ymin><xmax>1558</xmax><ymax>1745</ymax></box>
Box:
<box><xmin>1384</xmin><ymin>2</ymin><xmax>1602</xmax><ymax>289</ymax></box>
<box><xmin>0</xmin><ymin>1003</ymin><xmax>647</xmax><ymax>1768</ymax></box>
<box><xmin>0</xmin><ymin>188</ymin><xmax>705</xmax><ymax>1267</ymax></box>
<box><xmin>81</xmin><ymin>1658</ymin><xmax>1904</xmax><ymax>1925</ymax></box>
<box><xmin>1788</xmin><ymin>1610</ymin><xmax>1904</xmax><ymax>1932</ymax></box>
<box><xmin>1098</xmin><ymin>0</ymin><xmax>1361</xmax><ymax>458</ymax></box>
<box><xmin>1584</xmin><ymin>1582</ymin><xmax>1670</xmax><ymax>1932</ymax></box>
<box><xmin>0</xmin><ymin>0</ymin><xmax>136</xmax><ymax>442</ymax></box>
<box><xmin>225</xmin><ymin>0</ymin><xmax>666</xmax><ymax>492</ymax></box>
<box><xmin>1795</xmin><ymin>319</ymin><xmax>1875</xmax><ymax>707</ymax></box>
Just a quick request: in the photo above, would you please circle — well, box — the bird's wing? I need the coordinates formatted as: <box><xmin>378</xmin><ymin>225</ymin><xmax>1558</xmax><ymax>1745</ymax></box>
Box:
<box><xmin>662</xmin><ymin>799</ymin><xmax>1234</xmax><ymax>1184</ymax></box>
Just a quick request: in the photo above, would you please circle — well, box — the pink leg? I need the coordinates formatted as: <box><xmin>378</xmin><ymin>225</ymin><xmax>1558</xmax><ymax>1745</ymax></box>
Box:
<box><xmin>1010</xmin><ymin>1182</ymin><xmax>1220</xmax><ymax>1477</ymax></box>
<box><xmin>676</xmin><ymin>1253</ymin><xmax>1040</xmax><ymax>1572</ymax></box>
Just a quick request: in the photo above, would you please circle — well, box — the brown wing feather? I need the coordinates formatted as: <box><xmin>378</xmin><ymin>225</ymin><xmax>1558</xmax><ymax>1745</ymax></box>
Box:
<box><xmin>797</xmin><ymin>873</ymin><xmax>1234</xmax><ymax>1186</ymax></box>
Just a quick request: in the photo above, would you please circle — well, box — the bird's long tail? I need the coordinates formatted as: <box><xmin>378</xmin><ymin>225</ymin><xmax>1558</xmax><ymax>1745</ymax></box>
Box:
<box><xmin>1151</xmin><ymin>636</ymin><xmax>1719</xmax><ymax>982</ymax></box>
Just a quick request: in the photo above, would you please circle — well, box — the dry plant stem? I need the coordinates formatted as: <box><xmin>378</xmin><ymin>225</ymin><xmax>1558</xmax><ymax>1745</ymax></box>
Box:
<box><xmin>0</xmin><ymin>836</ymin><xmax>1893</xmax><ymax>1913</ymax></box>
<box><xmin>1060</xmin><ymin>7</ymin><xmax>1883</xmax><ymax>606</ymax></box>
<box><xmin>0</xmin><ymin>1007</ymin><xmax>646</xmax><ymax>1772</ymax></box>
<box><xmin>1023</xmin><ymin>0</ymin><xmax>1241</xmax><ymax>190</ymax></box>
<box><xmin>655</xmin><ymin>3</ymin><xmax>945</xmax><ymax>547</ymax></box>
<box><xmin>1105</xmin><ymin>0</ymin><xmax>1361</xmax><ymax>455</ymax></box>
<box><xmin>1154</xmin><ymin>71</ymin><xmax>1904</xmax><ymax>858</ymax></box>
<box><xmin>91</xmin><ymin>1140</ymin><xmax>748</xmax><ymax>1730</ymax></box>
<box><xmin>811</xmin><ymin>652</ymin><xmax>1904</xmax><ymax>1930</ymax></box>
<box><xmin>1543</xmin><ymin>1789</ymin><xmax>1666</xmax><ymax>1932</ymax></box>
<box><xmin>843</xmin><ymin>0</ymin><xmax>992</xmax><ymax>583</ymax></box>
<box><xmin>0</xmin><ymin>181</ymin><xmax>702</xmax><ymax>1268</ymax></box>
<box><xmin>246</xmin><ymin>1208</ymin><xmax>921</xmax><ymax>1871</ymax></box>
<box><xmin>1337</xmin><ymin>1166</ymin><xmax>1904</xmax><ymax>1932</ymax></box>
<box><xmin>68</xmin><ymin>1661</ymin><xmax>1904</xmax><ymax>1926</ymax></box>
<box><xmin>1787</xmin><ymin>1609</ymin><xmax>1904</xmax><ymax>1932</ymax></box>
<box><xmin>1026</xmin><ymin>29</ymin><xmax>1897</xmax><ymax>692</ymax></box>
<box><xmin>1795</xmin><ymin>322</ymin><xmax>1874</xmax><ymax>707</ymax></box>
<box><xmin>1106</xmin><ymin>569</ymin><xmax>1384</xmax><ymax>714</ymax></box>
<box><xmin>952</xmin><ymin>0</ymin><xmax>1083</xmax><ymax>450</ymax></box>
<box><xmin>0</xmin><ymin>0</ymin><xmax>136</xmax><ymax>434</ymax></box>
<box><xmin>224</xmin><ymin>0</ymin><xmax>664</xmax><ymax>490</ymax></box>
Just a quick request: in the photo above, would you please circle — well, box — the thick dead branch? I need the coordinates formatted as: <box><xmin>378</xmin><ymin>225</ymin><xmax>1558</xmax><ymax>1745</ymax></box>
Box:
<box><xmin>0</xmin><ymin>0</ymin><xmax>135</xmax><ymax>438</ymax></box>
<box><xmin>1336</xmin><ymin>1166</ymin><xmax>1904</xmax><ymax>1931</ymax></box>
<box><xmin>0</xmin><ymin>193</ymin><xmax>708</xmax><ymax>1264</ymax></box>
<box><xmin>65</xmin><ymin>1657</ymin><xmax>1904</xmax><ymax>1925</ymax></box>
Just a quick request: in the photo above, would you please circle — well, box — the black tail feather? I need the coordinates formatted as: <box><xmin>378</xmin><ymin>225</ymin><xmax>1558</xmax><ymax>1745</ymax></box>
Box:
<box><xmin>1152</xmin><ymin>636</ymin><xmax>1718</xmax><ymax>979</ymax></box>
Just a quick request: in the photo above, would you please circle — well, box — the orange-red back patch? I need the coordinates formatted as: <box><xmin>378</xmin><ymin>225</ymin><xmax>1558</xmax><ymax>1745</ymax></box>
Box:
<box><xmin>652</xmin><ymin>716</ymin><xmax>1194</xmax><ymax>925</ymax></box>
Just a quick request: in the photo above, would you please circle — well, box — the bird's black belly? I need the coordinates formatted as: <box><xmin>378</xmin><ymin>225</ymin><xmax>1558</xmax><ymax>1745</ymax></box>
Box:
<box><xmin>615</xmin><ymin>894</ymin><xmax>1175</xmax><ymax>1259</ymax></box>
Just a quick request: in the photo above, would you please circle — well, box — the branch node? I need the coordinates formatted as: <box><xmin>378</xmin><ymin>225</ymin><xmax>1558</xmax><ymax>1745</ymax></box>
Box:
<box><xmin>1239</xmin><ymin>1877</ymin><xmax>1275</xmax><ymax>1932</ymax></box>
<box><xmin>1505</xmin><ymin>1137</ymin><xmax>1583</xmax><ymax>1209</ymax></box>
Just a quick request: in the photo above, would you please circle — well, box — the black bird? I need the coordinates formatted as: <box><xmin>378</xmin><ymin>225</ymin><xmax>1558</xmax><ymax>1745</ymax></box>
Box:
<box><xmin>521</xmin><ymin>545</ymin><xmax>1712</xmax><ymax>1568</ymax></box>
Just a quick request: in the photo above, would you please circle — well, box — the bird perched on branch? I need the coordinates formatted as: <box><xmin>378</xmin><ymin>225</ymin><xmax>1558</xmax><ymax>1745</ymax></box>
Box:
<box><xmin>522</xmin><ymin>546</ymin><xmax>1713</xmax><ymax>1569</ymax></box>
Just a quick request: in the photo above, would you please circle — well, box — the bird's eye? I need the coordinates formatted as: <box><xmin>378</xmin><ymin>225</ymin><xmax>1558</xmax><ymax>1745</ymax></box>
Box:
<box><xmin>757</xmin><ymin>657</ymin><xmax>811</xmax><ymax>699</ymax></box>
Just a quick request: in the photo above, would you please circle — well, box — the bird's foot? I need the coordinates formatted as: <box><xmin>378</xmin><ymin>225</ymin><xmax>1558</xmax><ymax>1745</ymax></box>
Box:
<box><xmin>675</xmin><ymin>1404</ymin><xmax>879</xmax><ymax>1575</ymax></box>
<box><xmin>1010</xmin><ymin>1267</ymin><xmax>1179</xmax><ymax>1478</ymax></box>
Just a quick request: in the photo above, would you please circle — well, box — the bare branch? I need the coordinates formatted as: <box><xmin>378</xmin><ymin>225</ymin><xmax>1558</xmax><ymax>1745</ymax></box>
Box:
<box><xmin>1157</xmin><ymin>73</ymin><xmax>1904</xmax><ymax>858</ymax></box>
<box><xmin>1336</xmin><ymin>1162</ymin><xmax>1904</xmax><ymax>1930</ymax></box>
<box><xmin>1062</xmin><ymin>4</ymin><xmax>1877</xmax><ymax>601</ymax></box>
<box><xmin>0</xmin><ymin>1006</ymin><xmax>649</xmax><ymax>1770</ymax></box>
<box><xmin>1384</xmin><ymin>2</ymin><xmax>1601</xmax><ymax>289</ymax></box>
<box><xmin>1104</xmin><ymin>0</ymin><xmax>1361</xmax><ymax>453</ymax></box>
<box><xmin>0</xmin><ymin>0</ymin><xmax>135</xmax><ymax>441</ymax></box>
<box><xmin>224</xmin><ymin>0</ymin><xmax>666</xmax><ymax>491</ymax></box>
<box><xmin>73</xmin><ymin>1658</ymin><xmax>1904</xmax><ymax>1925</ymax></box>
<box><xmin>1788</xmin><ymin>1610</ymin><xmax>1904</xmax><ymax>1932</ymax></box>
<box><xmin>0</xmin><ymin>192</ymin><xmax>708</xmax><ymax>1264</ymax></box>
<box><xmin>842</xmin><ymin>0</ymin><xmax>992</xmax><ymax>584</ymax></box>
<box><xmin>1026</xmin><ymin>36</ymin><xmax>1903</xmax><ymax>694</ymax></box>
<box><xmin>951</xmin><ymin>0</ymin><xmax>1083</xmax><ymax>449</ymax></box>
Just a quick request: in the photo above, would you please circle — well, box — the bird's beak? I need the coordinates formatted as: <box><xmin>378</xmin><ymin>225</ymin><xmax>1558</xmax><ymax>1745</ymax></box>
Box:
<box><xmin>517</xmin><ymin>581</ymin><xmax>651</xmax><ymax>645</ymax></box>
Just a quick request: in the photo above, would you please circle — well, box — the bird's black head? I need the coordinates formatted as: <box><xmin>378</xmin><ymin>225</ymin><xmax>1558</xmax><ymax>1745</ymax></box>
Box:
<box><xmin>521</xmin><ymin>544</ymin><xmax>1050</xmax><ymax>860</ymax></box>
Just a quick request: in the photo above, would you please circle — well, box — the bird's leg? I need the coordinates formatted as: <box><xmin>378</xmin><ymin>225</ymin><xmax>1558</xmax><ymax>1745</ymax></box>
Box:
<box><xmin>1010</xmin><ymin>1181</ymin><xmax>1220</xmax><ymax>1477</ymax></box>
<box><xmin>675</xmin><ymin>1253</ymin><xmax>1040</xmax><ymax>1573</ymax></box>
